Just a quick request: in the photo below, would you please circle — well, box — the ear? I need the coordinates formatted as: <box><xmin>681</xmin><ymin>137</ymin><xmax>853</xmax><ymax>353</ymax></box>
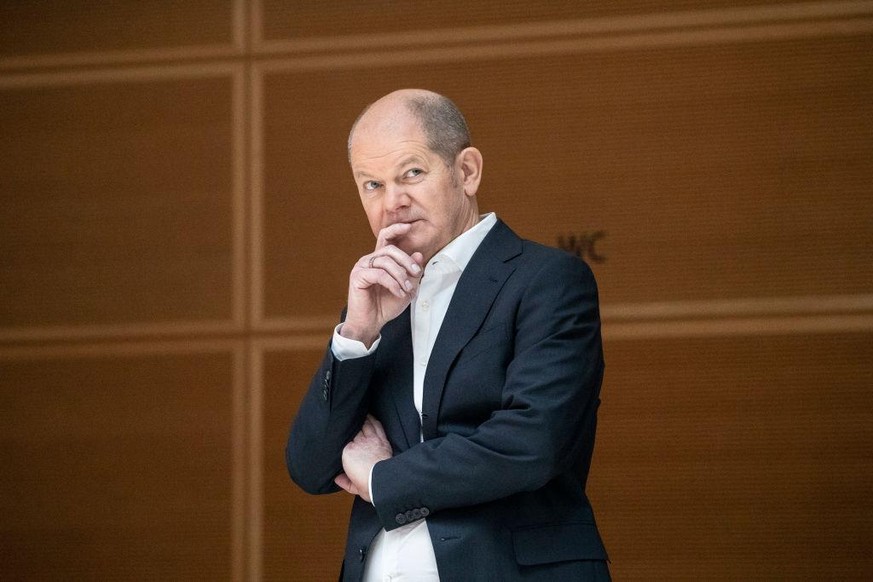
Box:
<box><xmin>457</xmin><ymin>147</ymin><xmax>483</xmax><ymax>197</ymax></box>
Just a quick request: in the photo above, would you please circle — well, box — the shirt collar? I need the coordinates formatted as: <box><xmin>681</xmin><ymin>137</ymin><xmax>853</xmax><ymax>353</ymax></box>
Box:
<box><xmin>428</xmin><ymin>212</ymin><xmax>498</xmax><ymax>274</ymax></box>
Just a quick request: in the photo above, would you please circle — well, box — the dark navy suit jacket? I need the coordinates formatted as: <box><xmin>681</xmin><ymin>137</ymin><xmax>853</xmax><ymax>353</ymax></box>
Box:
<box><xmin>287</xmin><ymin>220</ymin><xmax>609</xmax><ymax>581</ymax></box>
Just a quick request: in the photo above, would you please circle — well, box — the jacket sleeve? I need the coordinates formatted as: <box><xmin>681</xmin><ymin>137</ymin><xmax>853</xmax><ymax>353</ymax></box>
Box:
<box><xmin>285</xmin><ymin>342</ymin><xmax>376</xmax><ymax>495</ymax></box>
<box><xmin>371</xmin><ymin>253</ymin><xmax>604</xmax><ymax>530</ymax></box>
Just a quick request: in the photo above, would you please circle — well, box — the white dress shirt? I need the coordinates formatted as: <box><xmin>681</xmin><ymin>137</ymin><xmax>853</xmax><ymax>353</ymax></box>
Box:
<box><xmin>332</xmin><ymin>213</ymin><xmax>498</xmax><ymax>582</ymax></box>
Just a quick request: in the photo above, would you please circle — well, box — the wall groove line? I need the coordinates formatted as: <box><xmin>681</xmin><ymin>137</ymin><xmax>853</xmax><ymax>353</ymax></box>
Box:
<box><xmin>254</xmin><ymin>0</ymin><xmax>873</xmax><ymax>55</ymax></box>
<box><xmin>3</xmin><ymin>2</ymin><xmax>870</xmax><ymax>73</ymax></box>
<box><xmin>3</xmin><ymin>295</ymin><xmax>870</xmax><ymax>345</ymax></box>
<box><xmin>0</xmin><ymin>0</ymin><xmax>246</xmax><ymax>72</ymax></box>
<box><xmin>250</xmin><ymin>17</ymin><xmax>873</xmax><ymax>73</ymax></box>
<box><xmin>602</xmin><ymin>294</ymin><xmax>873</xmax><ymax>321</ymax></box>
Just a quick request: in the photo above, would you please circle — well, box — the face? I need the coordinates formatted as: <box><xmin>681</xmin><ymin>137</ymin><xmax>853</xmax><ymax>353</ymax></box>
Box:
<box><xmin>349</xmin><ymin>107</ymin><xmax>479</xmax><ymax>263</ymax></box>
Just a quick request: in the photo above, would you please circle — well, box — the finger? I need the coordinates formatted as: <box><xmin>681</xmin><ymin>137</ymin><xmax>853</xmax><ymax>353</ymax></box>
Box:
<box><xmin>364</xmin><ymin>245</ymin><xmax>422</xmax><ymax>279</ymax></box>
<box><xmin>352</xmin><ymin>266</ymin><xmax>410</xmax><ymax>298</ymax></box>
<box><xmin>375</xmin><ymin>222</ymin><xmax>414</xmax><ymax>249</ymax></box>
<box><xmin>359</xmin><ymin>417</ymin><xmax>375</xmax><ymax>438</ymax></box>
<box><xmin>334</xmin><ymin>473</ymin><xmax>358</xmax><ymax>496</ymax></box>
<box><xmin>366</xmin><ymin>254</ymin><xmax>418</xmax><ymax>293</ymax></box>
<box><xmin>411</xmin><ymin>252</ymin><xmax>424</xmax><ymax>270</ymax></box>
<box><xmin>360</xmin><ymin>414</ymin><xmax>384</xmax><ymax>439</ymax></box>
<box><xmin>367</xmin><ymin>415</ymin><xmax>388</xmax><ymax>442</ymax></box>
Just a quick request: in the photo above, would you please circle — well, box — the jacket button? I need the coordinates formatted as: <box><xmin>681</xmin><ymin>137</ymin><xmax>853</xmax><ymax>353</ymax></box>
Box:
<box><xmin>395</xmin><ymin>513</ymin><xmax>407</xmax><ymax>525</ymax></box>
<box><xmin>420</xmin><ymin>507</ymin><xmax>430</xmax><ymax>517</ymax></box>
<box><xmin>411</xmin><ymin>508</ymin><xmax>422</xmax><ymax>520</ymax></box>
<box><xmin>405</xmin><ymin>510</ymin><xmax>415</xmax><ymax>521</ymax></box>
<box><xmin>321</xmin><ymin>370</ymin><xmax>331</xmax><ymax>400</ymax></box>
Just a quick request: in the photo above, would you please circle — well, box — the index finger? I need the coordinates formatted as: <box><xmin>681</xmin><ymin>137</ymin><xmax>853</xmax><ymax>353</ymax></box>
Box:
<box><xmin>375</xmin><ymin>222</ymin><xmax>413</xmax><ymax>250</ymax></box>
<box><xmin>364</xmin><ymin>245</ymin><xmax>423</xmax><ymax>279</ymax></box>
<box><xmin>365</xmin><ymin>414</ymin><xmax>388</xmax><ymax>442</ymax></box>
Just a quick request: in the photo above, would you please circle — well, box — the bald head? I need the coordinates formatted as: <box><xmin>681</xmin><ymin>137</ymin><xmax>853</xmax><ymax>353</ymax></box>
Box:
<box><xmin>348</xmin><ymin>89</ymin><xmax>471</xmax><ymax>167</ymax></box>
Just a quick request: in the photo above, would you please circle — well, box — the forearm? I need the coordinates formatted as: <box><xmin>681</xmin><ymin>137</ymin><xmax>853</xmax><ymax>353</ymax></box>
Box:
<box><xmin>286</xmin><ymin>347</ymin><xmax>375</xmax><ymax>494</ymax></box>
<box><xmin>372</xmin><ymin>356</ymin><xmax>603</xmax><ymax>528</ymax></box>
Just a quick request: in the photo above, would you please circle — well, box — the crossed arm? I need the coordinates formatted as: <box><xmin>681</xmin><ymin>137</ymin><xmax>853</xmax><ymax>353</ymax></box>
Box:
<box><xmin>333</xmin><ymin>414</ymin><xmax>392</xmax><ymax>502</ymax></box>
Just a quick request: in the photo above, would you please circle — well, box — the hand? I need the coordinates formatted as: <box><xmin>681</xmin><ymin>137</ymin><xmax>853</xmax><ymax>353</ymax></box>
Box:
<box><xmin>341</xmin><ymin>223</ymin><xmax>424</xmax><ymax>347</ymax></box>
<box><xmin>334</xmin><ymin>415</ymin><xmax>392</xmax><ymax>502</ymax></box>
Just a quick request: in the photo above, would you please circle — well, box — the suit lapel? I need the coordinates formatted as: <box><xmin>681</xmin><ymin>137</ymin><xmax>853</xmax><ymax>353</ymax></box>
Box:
<box><xmin>378</xmin><ymin>307</ymin><xmax>421</xmax><ymax>449</ymax></box>
<box><xmin>420</xmin><ymin>220</ymin><xmax>522</xmax><ymax>440</ymax></box>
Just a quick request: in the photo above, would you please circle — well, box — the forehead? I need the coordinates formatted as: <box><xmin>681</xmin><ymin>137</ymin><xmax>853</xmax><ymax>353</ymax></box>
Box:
<box><xmin>350</xmin><ymin>107</ymin><xmax>434</xmax><ymax>164</ymax></box>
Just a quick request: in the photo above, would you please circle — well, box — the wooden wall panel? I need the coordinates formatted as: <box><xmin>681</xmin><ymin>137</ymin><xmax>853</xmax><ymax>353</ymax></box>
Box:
<box><xmin>592</xmin><ymin>332</ymin><xmax>872</xmax><ymax>580</ymax></box>
<box><xmin>260</xmin><ymin>72</ymin><xmax>375</xmax><ymax>322</ymax></box>
<box><xmin>259</xmin><ymin>0</ymin><xmax>784</xmax><ymax>41</ymax></box>
<box><xmin>0</xmin><ymin>1</ymin><xmax>234</xmax><ymax>58</ymax></box>
<box><xmin>260</xmin><ymin>33</ymin><xmax>872</xmax><ymax>323</ymax></box>
<box><xmin>0</xmin><ymin>74</ymin><xmax>236</xmax><ymax>329</ymax></box>
<box><xmin>469</xmin><ymin>36</ymin><xmax>873</xmax><ymax>304</ymax></box>
<box><xmin>261</xmin><ymin>347</ymin><xmax>351</xmax><ymax>581</ymax></box>
<box><xmin>0</xmin><ymin>349</ymin><xmax>236</xmax><ymax>580</ymax></box>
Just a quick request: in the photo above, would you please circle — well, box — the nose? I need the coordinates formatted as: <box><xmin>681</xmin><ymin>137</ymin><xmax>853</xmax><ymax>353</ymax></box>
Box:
<box><xmin>383</xmin><ymin>182</ymin><xmax>410</xmax><ymax>214</ymax></box>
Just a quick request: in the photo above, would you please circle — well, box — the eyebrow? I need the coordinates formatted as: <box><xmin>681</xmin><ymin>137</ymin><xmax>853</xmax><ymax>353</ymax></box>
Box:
<box><xmin>398</xmin><ymin>155</ymin><xmax>426</xmax><ymax>168</ymax></box>
<box><xmin>353</xmin><ymin>155</ymin><xmax>427</xmax><ymax>180</ymax></box>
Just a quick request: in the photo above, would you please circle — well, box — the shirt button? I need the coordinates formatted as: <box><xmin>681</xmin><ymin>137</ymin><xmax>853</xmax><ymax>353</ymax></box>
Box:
<box><xmin>419</xmin><ymin>359</ymin><xmax>427</xmax><ymax>366</ymax></box>
<box><xmin>421</xmin><ymin>299</ymin><xmax>430</xmax><ymax>310</ymax></box>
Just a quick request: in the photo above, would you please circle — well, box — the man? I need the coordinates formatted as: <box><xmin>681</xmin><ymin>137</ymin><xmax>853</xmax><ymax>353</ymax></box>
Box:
<box><xmin>287</xmin><ymin>89</ymin><xmax>609</xmax><ymax>581</ymax></box>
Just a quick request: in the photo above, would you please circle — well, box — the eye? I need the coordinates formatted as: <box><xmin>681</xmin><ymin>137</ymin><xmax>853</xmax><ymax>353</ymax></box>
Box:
<box><xmin>363</xmin><ymin>180</ymin><xmax>381</xmax><ymax>191</ymax></box>
<box><xmin>404</xmin><ymin>168</ymin><xmax>424</xmax><ymax>179</ymax></box>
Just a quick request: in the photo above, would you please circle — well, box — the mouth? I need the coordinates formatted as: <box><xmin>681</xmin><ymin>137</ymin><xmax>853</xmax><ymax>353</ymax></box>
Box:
<box><xmin>392</xmin><ymin>219</ymin><xmax>421</xmax><ymax>228</ymax></box>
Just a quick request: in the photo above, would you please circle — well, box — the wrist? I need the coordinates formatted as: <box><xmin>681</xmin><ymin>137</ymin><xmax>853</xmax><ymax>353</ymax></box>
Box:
<box><xmin>339</xmin><ymin>322</ymin><xmax>380</xmax><ymax>348</ymax></box>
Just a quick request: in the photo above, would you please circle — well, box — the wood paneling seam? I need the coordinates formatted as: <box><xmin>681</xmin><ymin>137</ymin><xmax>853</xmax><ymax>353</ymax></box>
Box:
<box><xmin>605</xmin><ymin>313</ymin><xmax>873</xmax><ymax>338</ymax></box>
<box><xmin>3</xmin><ymin>1</ymin><xmax>870</xmax><ymax>72</ymax></box>
<box><xmin>254</xmin><ymin>1</ymin><xmax>873</xmax><ymax>55</ymax></box>
<box><xmin>231</xmin><ymin>344</ymin><xmax>247</xmax><ymax>582</ymax></box>
<box><xmin>0</xmin><ymin>45</ymin><xmax>242</xmax><ymax>73</ymax></box>
<box><xmin>252</xmin><ymin>18</ymin><xmax>873</xmax><ymax>72</ymax></box>
<box><xmin>256</xmin><ymin>294</ymin><xmax>873</xmax><ymax>331</ymax></box>
<box><xmin>602</xmin><ymin>294</ymin><xmax>873</xmax><ymax>322</ymax></box>
<box><xmin>247</xmin><ymin>345</ymin><xmax>265</xmax><ymax>582</ymax></box>
<box><xmin>0</xmin><ymin>321</ymin><xmax>241</xmax><ymax>345</ymax></box>
<box><xmin>0</xmin><ymin>338</ymin><xmax>242</xmax><ymax>361</ymax></box>
<box><xmin>0</xmin><ymin>0</ymin><xmax>246</xmax><ymax>71</ymax></box>
<box><xmin>4</xmin><ymin>295</ymin><xmax>869</xmax><ymax>344</ymax></box>
<box><xmin>232</xmin><ymin>64</ymin><xmax>248</xmax><ymax>334</ymax></box>
<box><xmin>0</xmin><ymin>62</ymin><xmax>242</xmax><ymax>88</ymax></box>
<box><xmin>249</xmin><ymin>65</ymin><xmax>267</xmax><ymax>334</ymax></box>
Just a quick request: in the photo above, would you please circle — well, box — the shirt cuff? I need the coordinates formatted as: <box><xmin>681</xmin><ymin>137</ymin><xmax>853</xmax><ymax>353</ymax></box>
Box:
<box><xmin>330</xmin><ymin>324</ymin><xmax>381</xmax><ymax>361</ymax></box>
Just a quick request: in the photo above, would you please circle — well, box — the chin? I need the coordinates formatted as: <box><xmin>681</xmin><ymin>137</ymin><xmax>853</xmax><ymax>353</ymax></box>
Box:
<box><xmin>393</xmin><ymin>227</ymin><xmax>434</xmax><ymax>260</ymax></box>
<box><xmin>398</xmin><ymin>240</ymin><xmax>422</xmax><ymax>257</ymax></box>
<box><xmin>394</xmin><ymin>229</ymin><xmax>419</xmax><ymax>249</ymax></box>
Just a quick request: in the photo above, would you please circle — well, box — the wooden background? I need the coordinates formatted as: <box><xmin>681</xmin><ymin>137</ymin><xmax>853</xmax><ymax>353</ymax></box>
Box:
<box><xmin>1</xmin><ymin>1</ymin><xmax>871</xmax><ymax>580</ymax></box>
